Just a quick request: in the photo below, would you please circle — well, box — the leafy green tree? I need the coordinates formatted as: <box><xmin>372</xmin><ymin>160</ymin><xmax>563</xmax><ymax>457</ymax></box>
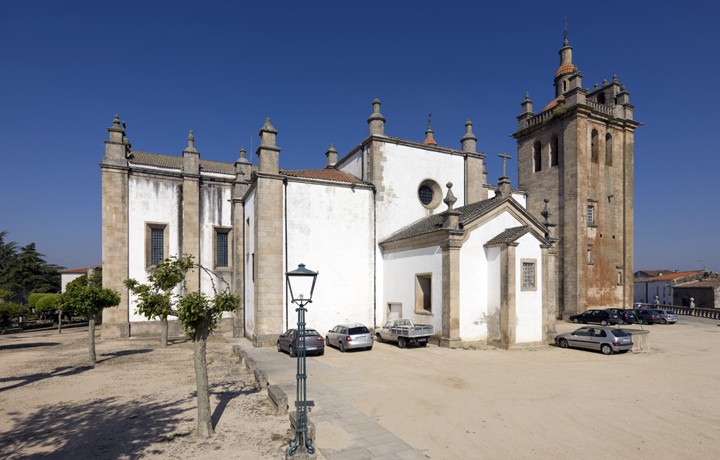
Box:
<box><xmin>0</xmin><ymin>232</ymin><xmax>61</xmax><ymax>303</ymax></box>
<box><xmin>124</xmin><ymin>255</ymin><xmax>194</xmax><ymax>347</ymax></box>
<box><xmin>0</xmin><ymin>302</ymin><xmax>28</xmax><ymax>329</ymax></box>
<box><xmin>59</xmin><ymin>272</ymin><xmax>120</xmax><ymax>363</ymax></box>
<box><xmin>177</xmin><ymin>287</ymin><xmax>240</xmax><ymax>437</ymax></box>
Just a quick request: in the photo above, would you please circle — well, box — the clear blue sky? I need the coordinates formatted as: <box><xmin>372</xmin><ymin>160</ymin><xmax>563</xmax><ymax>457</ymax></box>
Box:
<box><xmin>1</xmin><ymin>1</ymin><xmax>718</xmax><ymax>272</ymax></box>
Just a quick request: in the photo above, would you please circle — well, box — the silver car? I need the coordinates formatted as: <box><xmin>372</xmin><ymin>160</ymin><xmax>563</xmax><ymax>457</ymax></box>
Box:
<box><xmin>326</xmin><ymin>323</ymin><xmax>373</xmax><ymax>352</ymax></box>
<box><xmin>555</xmin><ymin>326</ymin><xmax>633</xmax><ymax>355</ymax></box>
<box><xmin>655</xmin><ymin>309</ymin><xmax>678</xmax><ymax>324</ymax></box>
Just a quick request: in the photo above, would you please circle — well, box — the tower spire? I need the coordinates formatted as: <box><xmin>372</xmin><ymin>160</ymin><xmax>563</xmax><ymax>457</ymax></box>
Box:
<box><xmin>423</xmin><ymin>112</ymin><xmax>437</xmax><ymax>146</ymax></box>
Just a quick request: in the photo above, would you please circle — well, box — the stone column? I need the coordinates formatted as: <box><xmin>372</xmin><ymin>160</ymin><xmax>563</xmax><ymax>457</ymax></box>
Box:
<box><xmin>182</xmin><ymin>131</ymin><xmax>201</xmax><ymax>293</ymax></box>
<box><xmin>101</xmin><ymin>115</ymin><xmax>130</xmax><ymax>338</ymax></box>
<box><xmin>253</xmin><ymin>119</ymin><xmax>285</xmax><ymax>347</ymax></box>
<box><xmin>498</xmin><ymin>243</ymin><xmax>518</xmax><ymax>349</ymax></box>
<box><xmin>439</xmin><ymin>236</ymin><xmax>462</xmax><ymax>348</ymax></box>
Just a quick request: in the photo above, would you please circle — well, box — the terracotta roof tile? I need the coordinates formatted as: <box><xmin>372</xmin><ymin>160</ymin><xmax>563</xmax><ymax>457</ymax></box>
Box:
<box><xmin>130</xmin><ymin>151</ymin><xmax>182</xmax><ymax>169</ymax></box>
<box><xmin>485</xmin><ymin>226</ymin><xmax>530</xmax><ymax>245</ymax></box>
<box><xmin>674</xmin><ymin>280</ymin><xmax>720</xmax><ymax>288</ymax></box>
<box><xmin>542</xmin><ymin>95</ymin><xmax>564</xmax><ymax>111</ymax></box>
<box><xmin>555</xmin><ymin>63</ymin><xmax>576</xmax><ymax>78</ymax></box>
<box><xmin>651</xmin><ymin>270</ymin><xmax>704</xmax><ymax>281</ymax></box>
<box><xmin>281</xmin><ymin>168</ymin><xmax>365</xmax><ymax>184</ymax></box>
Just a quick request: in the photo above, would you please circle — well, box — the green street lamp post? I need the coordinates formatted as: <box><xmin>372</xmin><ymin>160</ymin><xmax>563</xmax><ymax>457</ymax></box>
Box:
<box><xmin>286</xmin><ymin>263</ymin><xmax>318</xmax><ymax>457</ymax></box>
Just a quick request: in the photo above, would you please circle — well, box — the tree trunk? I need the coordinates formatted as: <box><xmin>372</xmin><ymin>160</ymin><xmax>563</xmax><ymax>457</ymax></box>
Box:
<box><xmin>194</xmin><ymin>322</ymin><xmax>213</xmax><ymax>437</ymax></box>
<box><xmin>88</xmin><ymin>316</ymin><xmax>96</xmax><ymax>363</ymax></box>
<box><xmin>160</xmin><ymin>315</ymin><xmax>168</xmax><ymax>347</ymax></box>
<box><xmin>57</xmin><ymin>308</ymin><xmax>62</xmax><ymax>334</ymax></box>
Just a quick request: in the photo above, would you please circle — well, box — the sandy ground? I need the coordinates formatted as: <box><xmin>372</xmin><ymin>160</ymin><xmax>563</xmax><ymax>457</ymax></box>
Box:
<box><xmin>0</xmin><ymin>328</ymin><xmax>289</xmax><ymax>459</ymax></box>
<box><xmin>2</xmin><ymin>317</ymin><xmax>720</xmax><ymax>459</ymax></box>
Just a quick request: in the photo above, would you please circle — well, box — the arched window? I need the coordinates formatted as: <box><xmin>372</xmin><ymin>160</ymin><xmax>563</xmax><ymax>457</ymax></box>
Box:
<box><xmin>533</xmin><ymin>141</ymin><xmax>541</xmax><ymax>172</ymax></box>
<box><xmin>605</xmin><ymin>133</ymin><xmax>613</xmax><ymax>166</ymax></box>
<box><xmin>591</xmin><ymin>130</ymin><xmax>599</xmax><ymax>163</ymax></box>
<box><xmin>551</xmin><ymin>134</ymin><xmax>559</xmax><ymax>167</ymax></box>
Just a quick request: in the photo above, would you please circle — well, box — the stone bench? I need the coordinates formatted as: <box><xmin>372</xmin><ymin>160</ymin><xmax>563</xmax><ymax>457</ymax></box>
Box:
<box><xmin>267</xmin><ymin>384</ymin><xmax>288</xmax><ymax>415</ymax></box>
<box><xmin>254</xmin><ymin>368</ymin><xmax>269</xmax><ymax>389</ymax></box>
<box><xmin>245</xmin><ymin>356</ymin><xmax>256</xmax><ymax>373</ymax></box>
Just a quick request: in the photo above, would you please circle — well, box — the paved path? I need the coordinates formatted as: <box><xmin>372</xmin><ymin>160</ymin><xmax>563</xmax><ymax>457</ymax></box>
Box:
<box><xmin>224</xmin><ymin>334</ymin><xmax>427</xmax><ymax>460</ymax></box>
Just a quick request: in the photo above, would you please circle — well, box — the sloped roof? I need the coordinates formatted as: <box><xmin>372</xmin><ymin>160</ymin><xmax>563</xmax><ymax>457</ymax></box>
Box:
<box><xmin>674</xmin><ymin>280</ymin><xmax>720</xmax><ymax>289</ymax></box>
<box><xmin>281</xmin><ymin>168</ymin><xmax>366</xmax><ymax>184</ymax></box>
<box><xmin>485</xmin><ymin>226</ymin><xmax>530</xmax><ymax>246</ymax></box>
<box><xmin>381</xmin><ymin>195</ymin><xmax>537</xmax><ymax>244</ymax></box>
<box><xmin>651</xmin><ymin>270</ymin><xmax>704</xmax><ymax>281</ymax></box>
<box><xmin>129</xmin><ymin>152</ymin><xmax>236</xmax><ymax>175</ymax></box>
<box><xmin>59</xmin><ymin>266</ymin><xmax>101</xmax><ymax>274</ymax></box>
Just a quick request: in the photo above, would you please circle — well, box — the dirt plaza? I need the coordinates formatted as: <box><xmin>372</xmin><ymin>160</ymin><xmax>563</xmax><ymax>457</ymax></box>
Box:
<box><xmin>2</xmin><ymin>316</ymin><xmax>719</xmax><ymax>459</ymax></box>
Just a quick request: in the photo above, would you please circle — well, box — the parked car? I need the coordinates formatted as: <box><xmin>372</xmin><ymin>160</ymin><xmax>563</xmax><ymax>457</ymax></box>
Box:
<box><xmin>607</xmin><ymin>308</ymin><xmax>639</xmax><ymax>325</ymax></box>
<box><xmin>555</xmin><ymin>326</ymin><xmax>633</xmax><ymax>355</ymax></box>
<box><xmin>655</xmin><ymin>309</ymin><xmax>678</xmax><ymax>324</ymax></box>
<box><xmin>568</xmin><ymin>309</ymin><xmax>621</xmax><ymax>326</ymax></box>
<box><xmin>376</xmin><ymin>319</ymin><xmax>433</xmax><ymax>348</ymax></box>
<box><xmin>636</xmin><ymin>309</ymin><xmax>662</xmax><ymax>324</ymax></box>
<box><xmin>326</xmin><ymin>323</ymin><xmax>373</xmax><ymax>352</ymax></box>
<box><xmin>277</xmin><ymin>329</ymin><xmax>325</xmax><ymax>357</ymax></box>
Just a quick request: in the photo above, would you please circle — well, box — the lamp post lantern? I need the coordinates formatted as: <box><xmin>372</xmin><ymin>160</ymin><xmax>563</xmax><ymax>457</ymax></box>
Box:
<box><xmin>286</xmin><ymin>263</ymin><xmax>318</xmax><ymax>457</ymax></box>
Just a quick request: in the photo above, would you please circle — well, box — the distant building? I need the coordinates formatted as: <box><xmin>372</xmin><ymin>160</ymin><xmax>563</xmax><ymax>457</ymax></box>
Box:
<box><xmin>673</xmin><ymin>278</ymin><xmax>720</xmax><ymax>309</ymax></box>
<box><xmin>59</xmin><ymin>266</ymin><xmax>100</xmax><ymax>293</ymax></box>
<box><xmin>633</xmin><ymin>270</ymin><xmax>706</xmax><ymax>305</ymax></box>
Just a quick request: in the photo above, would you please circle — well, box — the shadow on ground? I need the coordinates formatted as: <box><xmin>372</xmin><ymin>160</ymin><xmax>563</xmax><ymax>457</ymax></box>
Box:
<box><xmin>0</xmin><ymin>342</ymin><xmax>61</xmax><ymax>351</ymax></box>
<box><xmin>0</xmin><ymin>366</ymin><xmax>94</xmax><ymax>393</ymax></box>
<box><xmin>0</xmin><ymin>396</ymin><xmax>194</xmax><ymax>458</ymax></box>
<box><xmin>97</xmin><ymin>348</ymin><xmax>153</xmax><ymax>363</ymax></box>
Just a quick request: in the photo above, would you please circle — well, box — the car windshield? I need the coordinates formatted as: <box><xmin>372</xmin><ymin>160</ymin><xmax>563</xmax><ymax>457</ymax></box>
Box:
<box><xmin>349</xmin><ymin>326</ymin><xmax>369</xmax><ymax>335</ymax></box>
<box><xmin>610</xmin><ymin>330</ymin><xmax>630</xmax><ymax>337</ymax></box>
<box><xmin>304</xmin><ymin>330</ymin><xmax>320</xmax><ymax>337</ymax></box>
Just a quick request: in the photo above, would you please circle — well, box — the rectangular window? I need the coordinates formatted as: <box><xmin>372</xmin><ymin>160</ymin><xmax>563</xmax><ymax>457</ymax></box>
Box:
<box><xmin>146</xmin><ymin>223</ymin><xmax>168</xmax><ymax>267</ymax></box>
<box><xmin>587</xmin><ymin>205</ymin><xmax>595</xmax><ymax>226</ymax></box>
<box><xmin>587</xmin><ymin>245</ymin><xmax>594</xmax><ymax>265</ymax></box>
<box><xmin>415</xmin><ymin>274</ymin><xmax>432</xmax><ymax>314</ymax></box>
<box><xmin>214</xmin><ymin>228</ymin><xmax>231</xmax><ymax>268</ymax></box>
<box><xmin>151</xmin><ymin>228</ymin><xmax>164</xmax><ymax>265</ymax></box>
<box><xmin>617</xmin><ymin>271</ymin><xmax>623</xmax><ymax>285</ymax></box>
<box><xmin>521</xmin><ymin>260</ymin><xmax>536</xmax><ymax>290</ymax></box>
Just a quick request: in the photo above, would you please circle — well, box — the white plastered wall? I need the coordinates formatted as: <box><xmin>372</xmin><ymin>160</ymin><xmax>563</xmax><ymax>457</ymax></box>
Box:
<box><xmin>127</xmin><ymin>175</ymin><xmax>181</xmax><ymax>322</ymax></box>
<box><xmin>381</xmin><ymin>246</ymin><xmax>443</xmax><ymax>333</ymax></box>
<box><xmin>198</xmin><ymin>182</ymin><xmax>233</xmax><ymax>294</ymax></box>
<box><xmin>285</xmin><ymin>181</ymin><xmax>374</xmax><ymax>335</ymax></box>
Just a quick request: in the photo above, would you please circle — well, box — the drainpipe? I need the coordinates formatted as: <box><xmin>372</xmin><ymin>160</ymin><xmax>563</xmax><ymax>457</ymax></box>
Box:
<box><xmin>284</xmin><ymin>178</ymin><xmax>289</xmax><ymax>331</ymax></box>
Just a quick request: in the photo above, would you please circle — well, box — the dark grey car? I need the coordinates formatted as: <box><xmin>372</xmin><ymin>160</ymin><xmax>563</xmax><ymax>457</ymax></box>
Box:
<box><xmin>555</xmin><ymin>326</ymin><xmax>633</xmax><ymax>355</ymax></box>
<box><xmin>277</xmin><ymin>329</ymin><xmax>325</xmax><ymax>357</ymax></box>
<box><xmin>326</xmin><ymin>323</ymin><xmax>373</xmax><ymax>352</ymax></box>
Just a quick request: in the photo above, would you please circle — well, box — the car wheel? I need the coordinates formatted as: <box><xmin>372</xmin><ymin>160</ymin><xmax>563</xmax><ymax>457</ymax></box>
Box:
<box><xmin>367</xmin><ymin>346</ymin><xmax>372</xmax><ymax>351</ymax></box>
<box><xmin>420</xmin><ymin>340</ymin><xmax>428</xmax><ymax>347</ymax></box>
<box><xmin>559</xmin><ymin>338</ymin><xmax>569</xmax><ymax>349</ymax></box>
<box><xmin>318</xmin><ymin>349</ymin><xmax>324</xmax><ymax>356</ymax></box>
<box><xmin>375</xmin><ymin>333</ymin><xmax>383</xmax><ymax>343</ymax></box>
<box><xmin>572</xmin><ymin>318</ymin><xmax>579</xmax><ymax>323</ymax></box>
<box><xmin>325</xmin><ymin>336</ymin><xmax>330</xmax><ymax>347</ymax></box>
<box><xmin>601</xmin><ymin>320</ymin><xmax>608</xmax><ymax>326</ymax></box>
<box><xmin>289</xmin><ymin>346</ymin><xmax>296</xmax><ymax>358</ymax></box>
<box><xmin>398</xmin><ymin>337</ymin><xmax>407</xmax><ymax>348</ymax></box>
<box><xmin>661</xmin><ymin>319</ymin><xmax>667</xmax><ymax>324</ymax></box>
<box><xmin>277</xmin><ymin>342</ymin><xmax>282</xmax><ymax>352</ymax></box>
<box><xmin>601</xmin><ymin>344</ymin><xmax>613</xmax><ymax>355</ymax></box>
<box><xmin>339</xmin><ymin>342</ymin><xmax>345</xmax><ymax>353</ymax></box>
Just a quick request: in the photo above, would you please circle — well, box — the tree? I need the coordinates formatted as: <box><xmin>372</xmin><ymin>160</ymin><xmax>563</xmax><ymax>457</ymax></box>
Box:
<box><xmin>0</xmin><ymin>232</ymin><xmax>61</xmax><ymax>303</ymax></box>
<box><xmin>177</xmin><ymin>287</ymin><xmax>240</xmax><ymax>437</ymax></box>
<box><xmin>0</xmin><ymin>302</ymin><xmax>28</xmax><ymax>329</ymax></box>
<box><xmin>59</xmin><ymin>271</ymin><xmax>120</xmax><ymax>363</ymax></box>
<box><xmin>124</xmin><ymin>255</ymin><xmax>194</xmax><ymax>347</ymax></box>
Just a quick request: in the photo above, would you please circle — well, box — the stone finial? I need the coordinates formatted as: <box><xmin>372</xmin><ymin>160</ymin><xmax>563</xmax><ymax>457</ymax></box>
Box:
<box><xmin>423</xmin><ymin>113</ymin><xmax>437</xmax><ymax>146</ymax></box>
<box><xmin>460</xmin><ymin>119</ymin><xmax>478</xmax><ymax>153</ymax></box>
<box><xmin>368</xmin><ymin>98</ymin><xmax>386</xmax><ymax>136</ymax></box>
<box><xmin>613</xmin><ymin>74</ymin><xmax>618</xmax><ymax>83</ymax></box>
<box><xmin>443</xmin><ymin>182</ymin><xmax>457</xmax><ymax>211</ymax></box>
<box><xmin>257</xmin><ymin>118</ymin><xmax>281</xmax><ymax>174</ymax></box>
<box><xmin>236</xmin><ymin>147</ymin><xmax>250</xmax><ymax>165</ymax></box>
<box><xmin>184</xmin><ymin>130</ymin><xmax>199</xmax><ymax>154</ymax></box>
<box><xmin>521</xmin><ymin>93</ymin><xmax>533</xmax><ymax>114</ymax></box>
<box><xmin>602</xmin><ymin>79</ymin><xmax>608</xmax><ymax>85</ymax></box>
<box><xmin>325</xmin><ymin>143</ymin><xmax>338</xmax><ymax>167</ymax></box>
<box><xmin>620</xmin><ymin>84</ymin><xmax>626</xmax><ymax>92</ymax></box>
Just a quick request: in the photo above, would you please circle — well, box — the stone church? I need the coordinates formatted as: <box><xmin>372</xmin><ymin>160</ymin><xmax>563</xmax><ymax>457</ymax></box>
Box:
<box><xmin>100</xmin><ymin>35</ymin><xmax>638</xmax><ymax>348</ymax></box>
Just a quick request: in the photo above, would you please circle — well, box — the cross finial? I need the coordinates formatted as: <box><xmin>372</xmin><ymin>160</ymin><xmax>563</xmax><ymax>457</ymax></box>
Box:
<box><xmin>427</xmin><ymin>112</ymin><xmax>432</xmax><ymax>130</ymax></box>
<box><xmin>498</xmin><ymin>153</ymin><xmax>511</xmax><ymax>177</ymax></box>
<box><xmin>563</xmin><ymin>17</ymin><xmax>568</xmax><ymax>46</ymax></box>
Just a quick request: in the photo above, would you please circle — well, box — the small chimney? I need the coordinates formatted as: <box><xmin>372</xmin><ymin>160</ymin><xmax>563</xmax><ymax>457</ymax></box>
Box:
<box><xmin>368</xmin><ymin>98</ymin><xmax>386</xmax><ymax>136</ymax></box>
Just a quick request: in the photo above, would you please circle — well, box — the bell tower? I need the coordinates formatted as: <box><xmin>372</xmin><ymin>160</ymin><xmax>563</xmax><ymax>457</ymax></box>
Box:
<box><xmin>513</xmin><ymin>34</ymin><xmax>640</xmax><ymax>317</ymax></box>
